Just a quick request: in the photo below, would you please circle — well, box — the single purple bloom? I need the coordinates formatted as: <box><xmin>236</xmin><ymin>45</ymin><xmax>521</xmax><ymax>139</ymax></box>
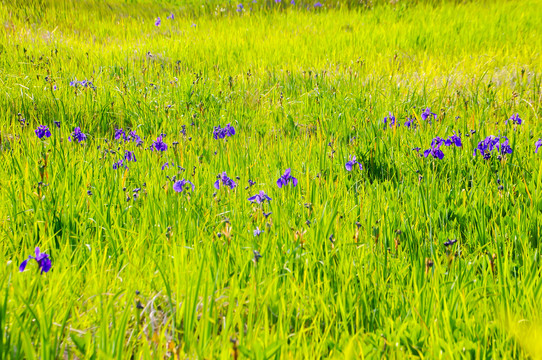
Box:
<box><xmin>35</xmin><ymin>125</ymin><xmax>51</xmax><ymax>139</ymax></box>
<box><xmin>173</xmin><ymin>179</ymin><xmax>195</xmax><ymax>193</ymax></box>
<box><xmin>113</xmin><ymin>159</ymin><xmax>126</xmax><ymax>170</ymax></box>
<box><xmin>421</xmin><ymin>108</ymin><xmax>437</xmax><ymax>122</ymax></box>
<box><xmin>152</xmin><ymin>135</ymin><xmax>167</xmax><ymax>151</ymax></box>
<box><xmin>167</xmin><ymin>13</ymin><xmax>174</xmax><ymax>20</ymax></box>
<box><xmin>290</xmin><ymin>0</ymin><xmax>295</xmax><ymax>4</ymax></box>
<box><xmin>19</xmin><ymin>247</ymin><xmax>52</xmax><ymax>274</ymax></box>
<box><xmin>161</xmin><ymin>162</ymin><xmax>170</xmax><ymax>170</ymax></box>
<box><xmin>345</xmin><ymin>155</ymin><xmax>362</xmax><ymax>171</ymax></box>
<box><xmin>128</xmin><ymin>130</ymin><xmax>143</xmax><ymax>145</ymax></box>
<box><xmin>155</xmin><ymin>17</ymin><xmax>161</xmax><ymax>26</ymax></box>
<box><xmin>499</xmin><ymin>137</ymin><xmax>513</xmax><ymax>155</ymax></box>
<box><xmin>506</xmin><ymin>113</ymin><xmax>522</xmax><ymax>125</ymax></box>
<box><xmin>412</xmin><ymin>147</ymin><xmax>421</xmax><ymax>152</ymax></box>
<box><xmin>404</xmin><ymin>118</ymin><xmax>415</xmax><ymax>128</ymax></box>
<box><xmin>314</xmin><ymin>2</ymin><xmax>322</xmax><ymax>7</ymax></box>
<box><xmin>237</xmin><ymin>3</ymin><xmax>244</xmax><ymax>11</ymax></box>
<box><xmin>535</xmin><ymin>139</ymin><xmax>542</xmax><ymax>153</ymax></box>
<box><xmin>253</xmin><ymin>227</ymin><xmax>263</xmax><ymax>236</ymax></box>
<box><xmin>214</xmin><ymin>172</ymin><xmax>237</xmax><ymax>190</ymax></box>
<box><xmin>248</xmin><ymin>190</ymin><xmax>272</xmax><ymax>204</ymax></box>
<box><xmin>69</xmin><ymin>127</ymin><xmax>87</xmax><ymax>142</ymax></box>
<box><xmin>54</xmin><ymin>121</ymin><xmax>60</xmax><ymax>128</ymax></box>
<box><xmin>277</xmin><ymin>168</ymin><xmax>298</xmax><ymax>188</ymax></box>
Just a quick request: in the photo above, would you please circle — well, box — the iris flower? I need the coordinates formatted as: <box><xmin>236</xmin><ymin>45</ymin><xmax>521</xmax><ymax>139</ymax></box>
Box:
<box><xmin>214</xmin><ymin>172</ymin><xmax>237</xmax><ymax>190</ymax></box>
<box><xmin>69</xmin><ymin>127</ymin><xmax>87</xmax><ymax>142</ymax></box>
<box><xmin>152</xmin><ymin>135</ymin><xmax>167</xmax><ymax>151</ymax></box>
<box><xmin>421</xmin><ymin>108</ymin><xmax>437</xmax><ymax>121</ymax></box>
<box><xmin>248</xmin><ymin>190</ymin><xmax>272</xmax><ymax>203</ymax></box>
<box><xmin>19</xmin><ymin>247</ymin><xmax>51</xmax><ymax>274</ymax></box>
<box><xmin>173</xmin><ymin>179</ymin><xmax>195</xmax><ymax>193</ymax></box>
<box><xmin>535</xmin><ymin>139</ymin><xmax>542</xmax><ymax>153</ymax></box>
<box><xmin>345</xmin><ymin>155</ymin><xmax>362</xmax><ymax>171</ymax></box>
<box><xmin>277</xmin><ymin>168</ymin><xmax>298</xmax><ymax>188</ymax></box>
<box><xmin>35</xmin><ymin>125</ymin><xmax>51</xmax><ymax>139</ymax></box>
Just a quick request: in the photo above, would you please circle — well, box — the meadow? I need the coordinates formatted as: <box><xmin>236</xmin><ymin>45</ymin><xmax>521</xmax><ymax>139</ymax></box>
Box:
<box><xmin>1</xmin><ymin>0</ymin><xmax>542</xmax><ymax>358</ymax></box>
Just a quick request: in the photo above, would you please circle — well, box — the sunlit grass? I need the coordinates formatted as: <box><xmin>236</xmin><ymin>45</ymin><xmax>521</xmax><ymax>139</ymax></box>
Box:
<box><xmin>1</xmin><ymin>0</ymin><xmax>542</xmax><ymax>358</ymax></box>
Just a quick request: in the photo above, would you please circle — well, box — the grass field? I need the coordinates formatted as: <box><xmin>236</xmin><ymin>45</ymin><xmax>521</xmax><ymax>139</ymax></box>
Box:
<box><xmin>1</xmin><ymin>0</ymin><xmax>542</xmax><ymax>358</ymax></box>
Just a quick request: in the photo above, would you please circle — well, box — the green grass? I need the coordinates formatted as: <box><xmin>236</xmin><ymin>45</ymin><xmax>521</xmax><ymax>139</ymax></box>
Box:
<box><xmin>1</xmin><ymin>0</ymin><xmax>542</xmax><ymax>358</ymax></box>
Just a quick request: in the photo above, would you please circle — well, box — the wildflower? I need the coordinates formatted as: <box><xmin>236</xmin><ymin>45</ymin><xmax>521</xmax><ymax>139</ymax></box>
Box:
<box><xmin>173</xmin><ymin>179</ymin><xmax>195</xmax><ymax>193</ymax></box>
<box><xmin>314</xmin><ymin>2</ymin><xmax>322</xmax><ymax>7</ymax></box>
<box><xmin>277</xmin><ymin>168</ymin><xmax>298</xmax><ymax>188</ymax></box>
<box><xmin>115</xmin><ymin>128</ymin><xmax>126</xmax><ymax>140</ymax></box>
<box><xmin>248</xmin><ymin>190</ymin><xmax>272</xmax><ymax>204</ymax></box>
<box><xmin>404</xmin><ymin>118</ymin><xmax>415</xmax><ymax>128</ymax></box>
<box><xmin>237</xmin><ymin>3</ymin><xmax>244</xmax><ymax>11</ymax></box>
<box><xmin>152</xmin><ymin>135</ymin><xmax>167</xmax><ymax>151</ymax></box>
<box><xmin>253</xmin><ymin>227</ymin><xmax>263</xmax><ymax>236</ymax></box>
<box><xmin>535</xmin><ymin>139</ymin><xmax>542</xmax><ymax>153</ymax></box>
<box><xmin>383</xmin><ymin>113</ymin><xmax>398</xmax><ymax>128</ymax></box>
<box><xmin>507</xmin><ymin>113</ymin><xmax>522</xmax><ymax>125</ymax></box>
<box><xmin>214</xmin><ymin>172</ymin><xmax>237</xmax><ymax>190</ymax></box>
<box><xmin>35</xmin><ymin>125</ymin><xmax>51</xmax><ymax>139</ymax></box>
<box><xmin>473</xmin><ymin>135</ymin><xmax>512</xmax><ymax>159</ymax></box>
<box><xmin>253</xmin><ymin>250</ymin><xmax>262</xmax><ymax>264</ymax></box>
<box><xmin>444</xmin><ymin>132</ymin><xmax>462</xmax><ymax>147</ymax></box>
<box><xmin>167</xmin><ymin>13</ymin><xmax>174</xmax><ymax>19</ymax></box>
<box><xmin>161</xmin><ymin>162</ymin><xmax>170</xmax><ymax>170</ymax></box>
<box><xmin>423</xmin><ymin>137</ymin><xmax>445</xmax><ymax>159</ymax></box>
<box><xmin>444</xmin><ymin>239</ymin><xmax>458</xmax><ymax>247</ymax></box>
<box><xmin>127</xmin><ymin>130</ymin><xmax>143</xmax><ymax>145</ymax></box>
<box><xmin>499</xmin><ymin>137</ymin><xmax>513</xmax><ymax>155</ymax></box>
<box><xmin>124</xmin><ymin>151</ymin><xmax>137</xmax><ymax>162</ymax></box>
<box><xmin>248</xmin><ymin>179</ymin><xmax>256</xmax><ymax>187</ymax></box>
<box><xmin>19</xmin><ymin>247</ymin><xmax>51</xmax><ymax>274</ymax></box>
<box><xmin>155</xmin><ymin>17</ymin><xmax>161</xmax><ymax>26</ymax></box>
<box><xmin>69</xmin><ymin>127</ymin><xmax>87</xmax><ymax>142</ymax></box>
<box><xmin>54</xmin><ymin>121</ymin><xmax>61</xmax><ymax>128</ymax></box>
<box><xmin>87</xmin><ymin>190</ymin><xmax>93</xmax><ymax>196</ymax></box>
<box><xmin>113</xmin><ymin>159</ymin><xmax>126</xmax><ymax>170</ymax></box>
<box><xmin>213</xmin><ymin>123</ymin><xmax>236</xmax><ymax>139</ymax></box>
<box><xmin>345</xmin><ymin>155</ymin><xmax>362</xmax><ymax>171</ymax></box>
<box><xmin>421</xmin><ymin>108</ymin><xmax>437</xmax><ymax>122</ymax></box>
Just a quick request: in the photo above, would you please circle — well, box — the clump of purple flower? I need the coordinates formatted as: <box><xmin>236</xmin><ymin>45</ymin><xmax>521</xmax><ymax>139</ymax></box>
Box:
<box><xmin>69</xmin><ymin>78</ymin><xmax>95</xmax><ymax>90</ymax></box>
<box><xmin>69</xmin><ymin>127</ymin><xmax>87</xmax><ymax>142</ymax></box>
<box><xmin>213</xmin><ymin>124</ymin><xmax>236</xmax><ymax>139</ymax></box>
<box><xmin>214</xmin><ymin>172</ymin><xmax>237</xmax><ymax>190</ymax></box>
<box><xmin>383</xmin><ymin>113</ymin><xmax>399</xmax><ymax>128</ymax></box>
<box><xmin>35</xmin><ymin>125</ymin><xmax>51</xmax><ymax>139</ymax></box>
<box><xmin>473</xmin><ymin>135</ymin><xmax>512</xmax><ymax>159</ymax></box>
<box><xmin>421</xmin><ymin>108</ymin><xmax>437</xmax><ymax>122</ymax></box>
<box><xmin>506</xmin><ymin>113</ymin><xmax>522</xmax><ymax>125</ymax></box>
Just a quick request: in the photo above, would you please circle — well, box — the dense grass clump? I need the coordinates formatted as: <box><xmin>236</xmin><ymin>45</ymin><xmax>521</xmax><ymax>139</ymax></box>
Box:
<box><xmin>1</xmin><ymin>0</ymin><xmax>542</xmax><ymax>358</ymax></box>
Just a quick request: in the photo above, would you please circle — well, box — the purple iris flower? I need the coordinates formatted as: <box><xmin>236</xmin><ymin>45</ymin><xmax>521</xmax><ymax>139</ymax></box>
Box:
<box><xmin>155</xmin><ymin>17</ymin><xmax>161</xmax><ymax>26</ymax></box>
<box><xmin>383</xmin><ymin>113</ymin><xmax>398</xmax><ymax>128</ymax></box>
<box><xmin>248</xmin><ymin>190</ymin><xmax>272</xmax><ymax>204</ymax></box>
<box><xmin>253</xmin><ymin>227</ymin><xmax>263</xmax><ymax>236</ymax></box>
<box><xmin>167</xmin><ymin>13</ymin><xmax>174</xmax><ymax>20</ymax></box>
<box><xmin>69</xmin><ymin>127</ymin><xmax>87</xmax><ymax>142</ymax></box>
<box><xmin>124</xmin><ymin>151</ymin><xmax>137</xmax><ymax>162</ymax></box>
<box><xmin>35</xmin><ymin>125</ymin><xmax>51</xmax><ymax>139</ymax></box>
<box><xmin>423</xmin><ymin>137</ymin><xmax>445</xmax><ymax>159</ymax></box>
<box><xmin>535</xmin><ymin>139</ymin><xmax>542</xmax><ymax>153</ymax></box>
<box><xmin>277</xmin><ymin>168</ymin><xmax>298</xmax><ymax>188</ymax></box>
<box><xmin>444</xmin><ymin>239</ymin><xmax>458</xmax><ymax>247</ymax></box>
<box><xmin>128</xmin><ymin>130</ymin><xmax>143</xmax><ymax>145</ymax></box>
<box><xmin>213</xmin><ymin>124</ymin><xmax>236</xmax><ymax>139</ymax></box>
<box><xmin>506</xmin><ymin>113</ymin><xmax>522</xmax><ymax>125</ymax></box>
<box><xmin>173</xmin><ymin>179</ymin><xmax>195</xmax><ymax>192</ymax></box>
<box><xmin>444</xmin><ymin>132</ymin><xmax>462</xmax><ymax>147</ymax></box>
<box><xmin>421</xmin><ymin>108</ymin><xmax>437</xmax><ymax>121</ymax></box>
<box><xmin>19</xmin><ymin>247</ymin><xmax>51</xmax><ymax>274</ymax></box>
<box><xmin>474</xmin><ymin>136</ymin><xmax>512</xmax><ymax>158</ymax></box>
<box><xmin>499</xmin><ymin>137</ymin><xmax>513</xmax><ymax>155</ymax></box>
<box><xmin>345</xmin><ymin>155</ymin><xmax>362</xmax><ymax>171</ymax></box>
<box><xmin>214</xmin><ymin>172</ymin><xmax>237</xmax><ymax>190</ymax></box>
<box><xmin>152</xmin><ymin>135</ymin><xmax>167</xmax><ymax>151</ymax></box>
<box><xmin>113</xmin><ymin>159</ymin><xmax>126</xmax><ymax>170</ymax></box>
<box><xmin>54</xmin><ymin>121</ymin><xmax>61</xmax><ymax>128</ymax></box>
<box><xmin>237</xmin><ymin>3</ymin><xmax>244</xmax><ymax>11</ymax></box>
<box><xmin>115</xmin><ymin>128</ymin><xmax>126</xmax><ymax>140</ymax></box>
<box><xmin>314</xmin><ymin>2</ymin><xmax>322</xmax><ymax>7</ymax></box>
<box><xmin>291</xmin><ymin>0</ymin><xmax>295</xmax><ymax>4</ymax></box>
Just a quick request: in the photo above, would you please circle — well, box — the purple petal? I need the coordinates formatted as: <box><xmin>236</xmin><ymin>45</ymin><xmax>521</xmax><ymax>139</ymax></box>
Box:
<box><xmin>19</xmin><ymin>258</ymin><xmax>30</xmax><ymax>272</ymax></box>
<box><xmin>292</xmin><ymin>177</ymin><xmax>298</xmax><ymax>187</ymax></box>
